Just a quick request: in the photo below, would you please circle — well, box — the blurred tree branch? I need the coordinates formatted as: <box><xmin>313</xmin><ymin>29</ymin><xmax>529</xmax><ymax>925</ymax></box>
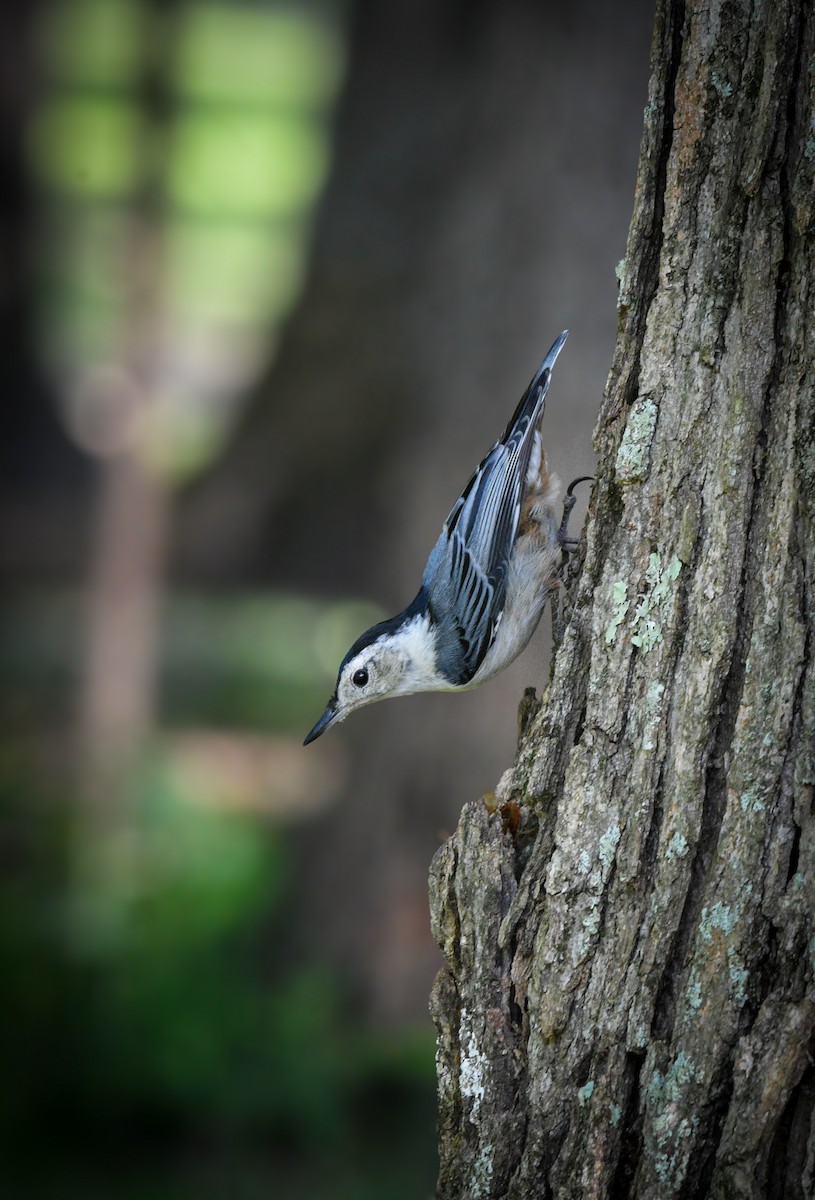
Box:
<box><xmin>78</xmin><ymin>0</ymin><xmax>177</xmax><ymax>799</ymax></box>
<box><xmin>430</xmin><ymin>0</ymin><xmax>815</xmax><ymax>1195</ymax></box>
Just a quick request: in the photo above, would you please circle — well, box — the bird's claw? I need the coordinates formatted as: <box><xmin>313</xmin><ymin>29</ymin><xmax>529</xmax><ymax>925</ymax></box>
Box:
<box><xmin>552</xmin><ymin>477</ymin><xmax>593</xmax><ymax>649</ymax></box>
<box><xmin>566</xmin><ymin>474</ymin><xmax>595</xmax><ymax>499</ymax></box>
<box><xmin>557</xmin><ymin>476</ymin><xmax>594</xmax><ymax>550</ymax></box>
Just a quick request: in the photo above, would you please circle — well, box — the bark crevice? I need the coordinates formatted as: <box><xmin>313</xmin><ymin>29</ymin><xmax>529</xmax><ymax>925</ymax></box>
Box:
<box><xmin>766</xmin><ymin>1060</ymin><xmax>815</xmax><ymax>1200</ymax></box>
<box><xmin>609</xmin><ymin>1050</ymin><xmax>646</xmax><ymax>1200</ymax></box>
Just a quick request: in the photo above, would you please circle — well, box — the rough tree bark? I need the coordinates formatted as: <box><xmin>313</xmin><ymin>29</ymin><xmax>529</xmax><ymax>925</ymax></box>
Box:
<box><xmin>430</xmin><ymin>2</ymin><xmax>815</xmax><ymax>1197</ymax></box>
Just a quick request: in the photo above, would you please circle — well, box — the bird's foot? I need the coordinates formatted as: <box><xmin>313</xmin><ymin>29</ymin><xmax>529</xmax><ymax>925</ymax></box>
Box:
<box><xmin>552</xmin><ymin>477</ymin><xmax>593</xmax><ymax>648</ymax></box>
<box><xmin>557</xmin><ymin>475</ymin><xmax>594</xmax><ymax>551</ymax></box>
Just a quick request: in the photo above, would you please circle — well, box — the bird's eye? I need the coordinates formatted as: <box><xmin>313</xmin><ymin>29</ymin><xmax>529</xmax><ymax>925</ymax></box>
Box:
<box><xmin>352</xmin><ymin>667</ymin><xmax>369</xmax><ymax>688</ymax></box>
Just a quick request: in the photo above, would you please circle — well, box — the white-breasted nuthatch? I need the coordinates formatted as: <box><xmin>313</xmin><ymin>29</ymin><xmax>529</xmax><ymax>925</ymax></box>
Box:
<box><xmin>304</xmin><ymin>330</ymin><xmax>584</xmax><ymax>745</ymax></box>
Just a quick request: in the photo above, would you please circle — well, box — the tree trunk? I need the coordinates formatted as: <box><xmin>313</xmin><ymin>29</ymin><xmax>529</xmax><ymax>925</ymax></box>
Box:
<box><xmin>430</xmin><ymin>1</ymin><xmax>815</xmax><ymax>1197</ymax></box>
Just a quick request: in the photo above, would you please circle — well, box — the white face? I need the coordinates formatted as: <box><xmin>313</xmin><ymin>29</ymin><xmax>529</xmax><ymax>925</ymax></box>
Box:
<box><xmin>335</xmin><ymin>642</ymin><xmax>409</xmax><ymax>720</ymax></box>
<box><xmin>302</xmin><ymin>640</ymin><xmax>409</xmax><ymax>744</ymax></box>
<box><xmin>303</xmin><ymin>613</ymin><xmax>442</xmax><ymax>745</ymax></box>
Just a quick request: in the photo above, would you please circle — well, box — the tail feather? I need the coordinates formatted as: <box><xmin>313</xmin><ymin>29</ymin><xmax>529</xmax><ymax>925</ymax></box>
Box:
<box><xmin>499</xmin><ymin>329</ymin><xmax>569</xmax><ymax>445</ymax></box>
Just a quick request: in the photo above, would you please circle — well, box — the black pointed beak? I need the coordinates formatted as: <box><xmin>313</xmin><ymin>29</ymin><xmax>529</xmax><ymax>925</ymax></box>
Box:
<box><xmin>303</xmin><ymin>697</ymin><xmax>339</xmax><ymax>746</ymax></box>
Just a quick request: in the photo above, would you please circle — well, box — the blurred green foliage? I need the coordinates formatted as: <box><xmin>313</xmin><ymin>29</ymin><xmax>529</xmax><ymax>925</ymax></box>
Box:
<box><xmin>0</xmin><ymin>591</ymin><xmax>383</xmax><ymax>732</ymax></box>
<box><xmin>168</xmin><ymin>113</ymin><xmax>329</xmax><ymax>218</ymax></box>
<box><xmin>0</xmin><ymin>753</ymin><xmax>437</xmax><ymax>1199</ymax></box>
<box><xmin>39</xmin><ymin>0</ymin><xmax>146</xmax><ymax>88</ymax></box>
<box><xmin>31</xmin><ymin>0</ymin><xmax>348</xmax><ymax>482</ymax></box>
<box><xmin>164</xmin><ymin>220</ymin><xmax>307</xmax><ymax>324</ymax></box>
<box><xmin>10</xmin><ymin>2</ymin><xmax>439</xmax><ymax>1194</ymax></box>
<box><xmin>175</xmin><ymin>3</ymin><xmax>345</xmax><ymax>107</ymax></box>
<box><xmin>32</xmin><ymin>96</ymin><xmax>146</xmax><ymax>197</ymax></box>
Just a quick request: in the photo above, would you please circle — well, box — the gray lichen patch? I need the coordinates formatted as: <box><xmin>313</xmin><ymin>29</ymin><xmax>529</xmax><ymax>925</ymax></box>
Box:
<box><xmin>665</xmin><ymin>829</ymin><xmax>690</xmax><ymax>860</ymax></box>
<box><xmin>603</xmin><ymin>552</ymin><xmax>682</xmax><ymax>654</ymax></box>
<box><xmin>739</xmin><ymin>785</ymin><xmax>765</xmax><ymax>815</ymax></box>
<box><xmin>699</xmin><ymin>899</ymin><xmax>738</xmax><ymax>942</ymax></box>
<box><xmin>598</xmin><ymin>824</ymin><xmax>622</xmax><ymax>871</ymax></box>
<box><xmin>643</xmin><ymin>1054</ymin><xmax>706</xmax><ymax>1191</ymax></box>
<box><xmin>615</xmin><ymin>395</ymin><xmax>659</xmax><ymax>484</ymax></box>
<box><xmin>641</xmin><ymin>679</ymin><xmax>666</xmax><ymax>750</ymax></box>
<box><xmin>664</xmin><ymin>1051</ymin><xmax>704</xmax><ymax>1098</ymax></box>
<box><xmin>458</xmin><ymin>1011</ymin><xmax>488</xmax><ymax>1120</ymax></box>
<box><xmin>546</xmin><ymin>801</ymin><xmax>622</xmax><ymax>898</ymax></box>
<box><xmin>685</xmin><ymin>974</ymin><xmax>703</xmax><ymax>1011</ymax></box>
<box><xmin>630</xmin><ymin>552</ymin><xmax>682</xmax><ymax>652</ymax></box>
<box><xmin>470</xmin><ymin>1142</ymin><xmax>495</xmax><ymax>1199</ymax></box>
<box><xmin>604</xmin><ymin>579</ymin><xmax>630</xmax><ymax>644</ymax></box>
<box><xmin>710</xmin><ymin>69</ymin><xmax>733</xmax><ymax>99</ymax></box>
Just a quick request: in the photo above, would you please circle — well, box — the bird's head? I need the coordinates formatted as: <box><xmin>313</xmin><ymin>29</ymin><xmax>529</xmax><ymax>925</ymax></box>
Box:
<box><xmin>303</xmin><ymin>604</ymin><xmax>438</xmax><ymax>744</ymax></box>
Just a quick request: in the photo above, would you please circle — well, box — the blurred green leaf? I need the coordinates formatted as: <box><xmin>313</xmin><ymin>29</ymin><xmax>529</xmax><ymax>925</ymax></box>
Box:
<box><xmin>30</xmin><ymin>97</ymin><xmax>146</xmax><ymax>197</ymax></box>
<box><xmin>40</xmin><ymin>0</ymin><xmax>145</xmax><ymax>88</ymax></box>
<box><xmin>176</xmin><ymin>3</ymin><xmax>346</xmax><ymax>108</ymax></box>
<box><xmin>168</xmin><ymin>111</ymin><xmax>329</xmax><ymax>218</ymax></box>
<box><xmin>36</xmin><ymin>206</ymin><xmax>132</xmax><ymax>365</ymax></box>
<box><xmin>164</xmin><ymin>219</ymin><xmax>307</xmax><ymax>323</ymax></box>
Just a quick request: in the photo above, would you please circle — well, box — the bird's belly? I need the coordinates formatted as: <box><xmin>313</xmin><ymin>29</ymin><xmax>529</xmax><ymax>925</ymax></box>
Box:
<box><xmin>467</xmin><ymin>528</ymin><xmax>560</xmax><ymax>687</ymax></box>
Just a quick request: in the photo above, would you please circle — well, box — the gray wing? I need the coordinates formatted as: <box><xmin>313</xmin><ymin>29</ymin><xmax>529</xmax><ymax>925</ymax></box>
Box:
<box><xmin>423</xmin><ymin>331</ymin><xmax>567</xmax><ymax>685</ymax></box>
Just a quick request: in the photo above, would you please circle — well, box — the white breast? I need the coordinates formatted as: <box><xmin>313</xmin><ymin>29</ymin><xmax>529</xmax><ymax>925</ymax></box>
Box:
<box><xmin>467</xmin><ymin>471</ymin><xmax>562</xmax><ymax>687</ymax></box>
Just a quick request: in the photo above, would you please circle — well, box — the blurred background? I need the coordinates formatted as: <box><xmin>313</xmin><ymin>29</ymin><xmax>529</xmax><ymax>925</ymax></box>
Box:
<box><xmin>0</xmin><ymin>0</ymin><xmax>653</xmax><ymax>1195</ymax></box>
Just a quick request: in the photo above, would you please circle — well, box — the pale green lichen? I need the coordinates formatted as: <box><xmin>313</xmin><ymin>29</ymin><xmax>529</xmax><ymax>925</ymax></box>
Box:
<box><xmin>605</xmin><ymin>579</ymin><xmax>630</xmax><ymax>643</ymax></box>
<box><xmin>610</xmin><ymin>1103</ymin><xmax>622</xmax><ymax>1126</ymax></box>
<box><xmin>630</xmin><ymin>553</ymin><xmax>682</xmax><ymax>652</ymax></box>
<box><xmin>698</xmin><ymin>904</ymin><xmax>750</xmax><ymax>1007</ymax></box>
<box><xmin>740</xmin><ymin>786</ymin><xmax>765</xmax><ymax>814</ymax></box>
<box><xmin>663</xmin><ymin>1052</ymin><xmax>703</xmax><ymax>1102</ymax></box>
<box><xmin>642</xmin><ymin>680</ymin><xmax>665</xmax><ymax>750</ymax></box>
<box><xmin>665</xmin><ymin>830</ymin><xmax>689</xmax><ymax>860</ymax></box>
<box><xmin>459</xmin><ymin>1013</ymin><xmax>487</xmax><ymax>1120</ymax></box>
<box><xmin>471</xmin><ymin>1142</ymin><xmax>494</xmax><ymax>1199</ymax></box>
<box><xmin>577</xmin><ymin>1080</ymin><xmax>595</xmax><ymax>1107</ymax></box>
<box><xmin>646</xmin><ymin>1057</ymin><xmax>704</xmax><ymax>1142</ymax></box>
<box><xmin>700</xmin><ymin>901</ymin><xmax>736</xmax><ymax>942</ymax></box>
<box><xmin>599</xmin><ymin>824</ymin><xmax>622</xmax><ymax>869</ymax></box>
<box><xmin>650</xmin><ymin>1115</ymin><xmax>698</xmax><ymax>1188</ymax></box>
<box><xmin>582</xmin><ymin>904</ymin><xmax>601</xmax><ymax>937</ymax></box>
<box><xmin>646</xmin><ymin>1075</ymin><xmax>700</xmax><ymax>1193</ymax></box>
<box><xmin>578</xmin><ymin>848</ymin><xmax>592</xmax><ymax>874</ymax></box>
<box><xmin>654</xmin><ymin>1153</ymin><xmax>675</xmax><ymax>1186</ymax></box>
<box><xmin>615</xmin><ymin>258</ymin><xmax>626</xmax><ymax>285</ymax></box>
<box><xmin>615</xmin><ymin>397</ymin><xmax>658</xmax><ymax>484</ymax></box>
<box><xmin>686</xmin><ymin>976</ymin><xmax>702</xmax><ymax>1010</ymax></box>
<box><xmin>711</xmin><ymin>70</ymin><xmax>733</xmax><ymax>98</ymax></box>
<box><xmin>729</xmin><ymin>959</ymin><xmax>749</xmax><ymax>1005</ymax></box>
<box><xmin>646</xmin><ymin>1070</ymin><xmax>664</xmax><ymax>1105</ymax></box>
